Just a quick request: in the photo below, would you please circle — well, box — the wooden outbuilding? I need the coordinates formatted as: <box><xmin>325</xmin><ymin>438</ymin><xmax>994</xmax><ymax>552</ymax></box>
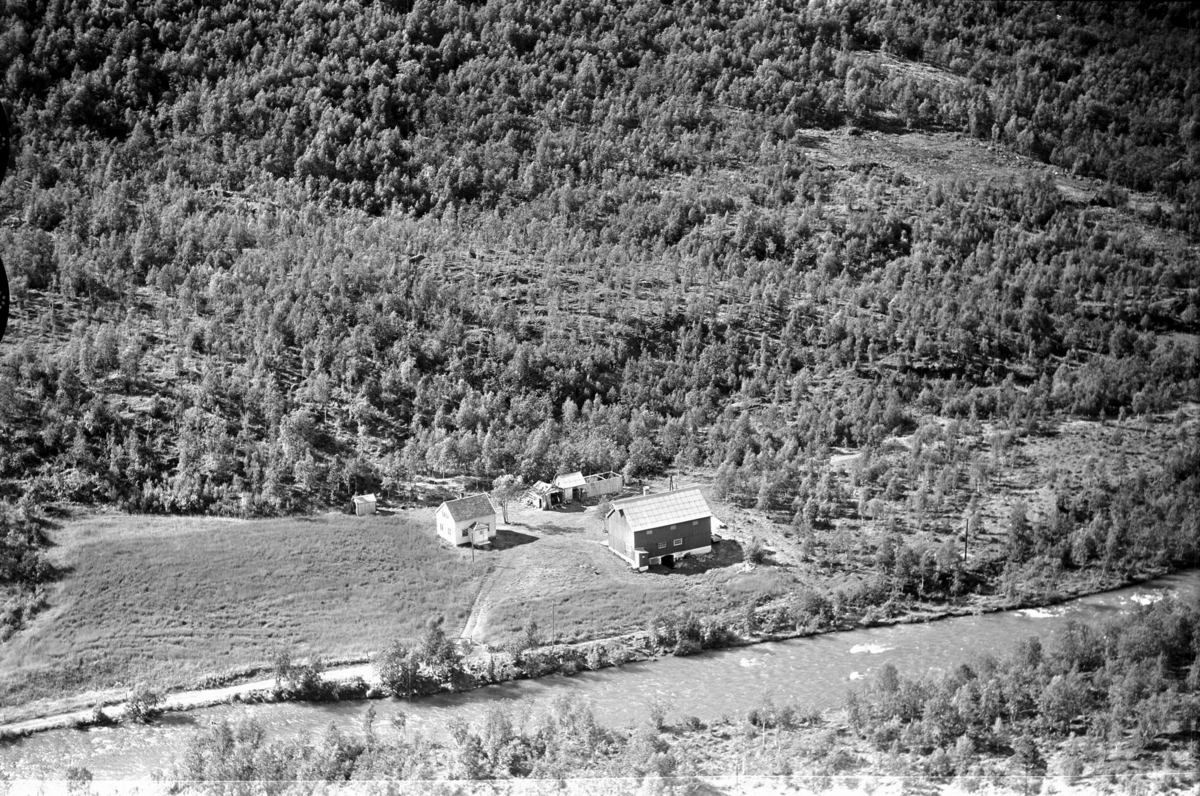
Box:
<box><xmin>605</xmin><ymin>487</ymin><xmax>713</xmax><ymax>571</ymax></box>
<box><xmin>524</xmin><ymin>481</ymin><xmax>561</xmax><ymax>510</ymax></box>
<box><xmin>583</xmin><ymin>471</ymin><xmax>624</xmax><ymax>499</ymax></box>
<box><xmin>553</xmin><ymin>471</ymin><xmax>587</xmax><ymax>502</ymax></box>
<box><xmin>352</xmin><ymin>493</ymin><xmax>377</xmax><ymax>516</ymax></box>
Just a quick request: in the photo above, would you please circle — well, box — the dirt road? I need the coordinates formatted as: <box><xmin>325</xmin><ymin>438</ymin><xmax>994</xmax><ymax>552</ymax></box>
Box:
<box><xmin>0</xmin><ymin>663</ymin><xmax>379</xmax><ymax>738</ymax></box>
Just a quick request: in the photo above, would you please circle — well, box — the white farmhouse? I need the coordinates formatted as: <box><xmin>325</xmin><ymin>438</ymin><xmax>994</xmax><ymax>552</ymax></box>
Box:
<box><xmin>436</xmin><ymin>494</ymin><xmax>498</xmax><ymax>546</ymax></box>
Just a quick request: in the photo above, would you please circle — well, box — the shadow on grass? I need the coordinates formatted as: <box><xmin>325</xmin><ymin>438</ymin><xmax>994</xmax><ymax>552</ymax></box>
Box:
<box><xmin>533</xmin><ymin>523</ymin><xmax>580</xmax><ymax>536</ymax></box>
<box><xmin>491</xmin><ymin>529</ymin><xmax>538</xmax><ymax>551</ymax></box>
<box><xmin>646</xmin><ymin>539</ymin><xmax>746</xmax><ymax>576</ymax></box>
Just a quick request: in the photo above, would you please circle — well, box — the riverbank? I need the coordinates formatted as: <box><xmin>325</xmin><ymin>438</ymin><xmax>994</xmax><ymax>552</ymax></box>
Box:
<box><xmin>0</xmin><ymin>563</ymin><xmax>1184</xmax><ymax>742</ymax></box>
<box><xmin>4</xmin><ymin>569</ymin><xmax>1197</xmax><ymax>785</ymax></box>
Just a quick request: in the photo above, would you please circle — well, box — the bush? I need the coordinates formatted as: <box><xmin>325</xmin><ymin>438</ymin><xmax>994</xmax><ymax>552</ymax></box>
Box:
<box><xmin>76</xmin><ymin>704</ymin><xmax>113</xmax><ymax>728</ymax></box>
<box><xmin>514</xmin><ymin>648</ymin><xmax>559</xmax><ymax>678</ymax></box>
<box><xmin>375</xmin><ymin>642</ymin><xmax>422</xmax><ymax>698</ymax></box>
<box><xmin>926</xmin><ymin>747</ymin><xmax>953</xmax><ymax>777</ymax></box>
<box><xmin>702</xmin><ymin>618</ymin><xmax>738</xmax><ymax>649</ymax></box>
<box><xmin>63</xmin><ymin>765</ymin><xmax>93</xmax><ymax>795</ymax></box>
<box><xmin>672</xmin><ymin>637</ymin><xmax>701</xmax><ymax>656</ymax></box>
<box><xmin>275</xmin><ymin>653</ymin><xmax>341</xmax><ymax>700</ymax></box>
<box><xmin>125</xmin><ymin>683</ymin><xmax>162</xmax><ymax>723</ymax></box>
<box><xmin>648</xmin><ymin>696</ymin><xmax>668</xmax><ymax>731</ymax></box>
<box><xmin>330</xmin><ymin>676</ymin><xmax>370</xmax><ymax>700</ymax></box>
<box><xmin>746</xmin><ymin>537</ymin><xmax>768</xmax><ymax>565</ymax></box>
<box><xmin>608</xmin><ymin>644</ymin><xmax>634</xmax><ymax>666</ymax></box>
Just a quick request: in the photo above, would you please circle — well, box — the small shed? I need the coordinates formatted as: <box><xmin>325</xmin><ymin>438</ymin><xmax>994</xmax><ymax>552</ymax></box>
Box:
<box><xmin>352</xmin><ymin>494</ymin><xmax>377</xmax><ymax>516</ymax></box>
<box><xmin>524</xmin><ymin>481</ymin><xmax>561</xmax><ymax>510</ymax></box>
<box><xmin>553</xmin><ymin>472</ymin><xmax>587</xmax><ymax>503</ymax></box>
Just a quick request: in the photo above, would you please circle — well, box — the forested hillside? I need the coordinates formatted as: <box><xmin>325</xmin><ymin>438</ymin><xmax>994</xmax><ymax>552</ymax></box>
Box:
<box><xmin>0</xmin><ymin>0</ymin><xmax>1196</xmax><ymax>528</ymax></box>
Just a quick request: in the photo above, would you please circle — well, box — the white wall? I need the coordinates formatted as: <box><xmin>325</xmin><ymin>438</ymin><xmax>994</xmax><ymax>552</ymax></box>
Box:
<box><xmin>437</xmin><ymin>506</ymin><xmax>497</xmax><ymax>546</ymax></box>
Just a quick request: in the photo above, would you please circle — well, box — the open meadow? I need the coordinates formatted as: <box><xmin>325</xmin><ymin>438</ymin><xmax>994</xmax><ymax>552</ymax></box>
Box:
<box><xmin>0</xmin><ymin>510</ymin><xmax>491</xmax><ymax>722</ymax></box>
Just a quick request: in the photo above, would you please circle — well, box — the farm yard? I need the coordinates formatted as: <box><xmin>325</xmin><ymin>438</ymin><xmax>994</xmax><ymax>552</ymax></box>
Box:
<box><xmin>459</xmin><ymin>485</ymin><xmax>791</xmax><ymax>647</ymax></box>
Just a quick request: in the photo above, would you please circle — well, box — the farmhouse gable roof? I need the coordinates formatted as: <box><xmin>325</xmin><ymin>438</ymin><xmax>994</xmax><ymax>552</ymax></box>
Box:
<box><xmin>609</xmin><ymin>488</ymin><xmax>711</xmax><ymax>532</ymax></box>
<box><xmin>441</xmin><ymin>494</ymin><xmax>495</xmax><ymax>522</ymax></box>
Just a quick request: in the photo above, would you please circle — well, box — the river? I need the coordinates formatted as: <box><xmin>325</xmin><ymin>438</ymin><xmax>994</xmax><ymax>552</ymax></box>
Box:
<box><xmin>1</xmin><ymin>571</ymin><xmax>1195</xmax><ymax>781</ymax></box>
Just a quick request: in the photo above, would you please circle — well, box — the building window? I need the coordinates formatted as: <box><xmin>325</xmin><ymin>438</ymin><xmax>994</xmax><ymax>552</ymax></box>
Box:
<box><xmin>670</xmin><ymin>524</ymin><xmax>676</xmax><ymax>530</ymax></box>
<box><xmin>692</xmin><ymin>520</ymin><xmax>698</xmax><ymax>526</ymax></box>
<box><xmin>658</xmin><ymin>542</ymin><xmax>666</xmax><ymax>550</ymax></box>
<box><xmin>674</xmin><ymin>538</ymin><xmax>683</xmax><ymax>546</ymax></box>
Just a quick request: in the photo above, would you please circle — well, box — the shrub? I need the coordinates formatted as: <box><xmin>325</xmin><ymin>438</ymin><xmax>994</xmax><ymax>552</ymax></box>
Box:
<box><xmin>648</xmin><ymin>696</ymin><xmax>668</xmax><ymax>731</ymax></box>
<box><xmin>275</xmin><ymin>654</ymin><xmax>343</xmax><ymax>700</ymax></box>
<box><xmin>742</xmin><ymin>602</ymin><xmax>758</xmax><ymax>634</ymax></box>
<box><xmin>746</xmin><ymin>537</ymin><xmax>768</xmax><ymax>565</ymax></box>
<box><xmin>289</xmin><ymin>657</ymin><xmax>329</xmax><ymax>699</ymax></box>
<box><xmin>926</xmin><ymin>747</ymin><xmax>953</xmax><ymax>777</ymax></box>
<box><xmin>125</xmin><ymin>683</ymin><xmax>162</xmax><ymax>723</ymax></box>
<box><xmin>827</xmin><ymin>748</ymin><xmax>859</xmax><ymax>773</ymax></box>
<box><xmin>514</xmin><ymin>648</ymin><xmax>559</xmax><ymax>678</ymax></box>
<box><xmin>608</xmin><ymin>644</ymin><xmax>634</xmax><ymax>666</ymax></box>
<box><xmin>63</xmin><ymin>765</ymin><xmax>93</xmax><ymax>795</ymax></box>
<box><xmin>521</xmin><ymin>618</ymin><xmax>540</xmax><ymax>650</ymax></box>
<box><xmin>672</xmin><ymin>637</ymin><xmax>701</xmax><ymax>656</ymax></box>
<box><xmin>375</xmin><ymin>642</ymin><xmax>421</xmax><ymax>698</ymax></box>
<box><xmin>330</xmin><ymin>676</ymin><xmax>370</xmax><ymax>700</ymax></box>
<box><xmin>702</xmin><ymin>618</ymin><xmax>738</xmax><ymax>649</ymax></box>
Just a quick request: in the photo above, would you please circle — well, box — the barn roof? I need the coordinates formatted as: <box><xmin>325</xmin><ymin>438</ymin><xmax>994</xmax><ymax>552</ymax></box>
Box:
<box><xmin>554</xmin><ymin>471</ymin><xmax>587</xmax><ymax>489</ymax></box>
<box><xmin>441</xmin><ymin>494</ymin><xmax>495</xmax><ymax>522</ymax></box>
<box><xmin>610</xmin><ymin>488</ymin><xmax>712</xmax><ymax>532</ymax></box>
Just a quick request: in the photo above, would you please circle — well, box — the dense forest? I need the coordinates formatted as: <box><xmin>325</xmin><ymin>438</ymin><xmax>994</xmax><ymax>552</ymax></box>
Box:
<box><xmin>0</xmin><ymin>0</ymin><xmax>1196</xmax><ymax>528</ymax></box>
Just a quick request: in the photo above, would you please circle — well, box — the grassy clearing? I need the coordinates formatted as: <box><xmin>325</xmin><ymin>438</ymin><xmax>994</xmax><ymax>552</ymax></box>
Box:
<box><xmin>0</xmin><ymin>510</ymin><xmax>489</xmax><ymax>715</ymax></box>
<box><xmin>482</xmin><ymin>563</ymin><xmax>795</xmax><ymax>645</ymax></box>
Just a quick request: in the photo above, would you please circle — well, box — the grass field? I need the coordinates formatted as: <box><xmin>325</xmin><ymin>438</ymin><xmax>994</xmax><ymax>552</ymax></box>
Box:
<box><xmin>0</xmin><ymin>510</ymin><xmax>490</xmax><ymax>717</ymax></box>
